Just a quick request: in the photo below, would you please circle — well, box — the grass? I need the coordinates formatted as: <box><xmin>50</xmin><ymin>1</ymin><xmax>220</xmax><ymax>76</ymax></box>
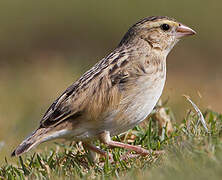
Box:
<box><xmin>0</xmin><ymin>105</ymin><xmax>222</xmax><ymax>180</ymax></box>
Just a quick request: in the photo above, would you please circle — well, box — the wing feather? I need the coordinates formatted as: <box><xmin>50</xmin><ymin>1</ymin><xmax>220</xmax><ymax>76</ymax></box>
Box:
<box><xmin>40</xmin><ymin>84</ymin><xmax>79</xmax><ymax>127</ymax></box>
<box><xmin>39</xmin><ymin>49</ymin><xmax>131</xmax><ymax>128</ymax></box>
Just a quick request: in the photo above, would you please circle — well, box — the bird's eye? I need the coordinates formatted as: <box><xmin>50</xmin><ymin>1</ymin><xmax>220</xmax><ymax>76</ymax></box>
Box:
<box><xmin>160</xmin><ymin>24</ymin><xmax>170</xmax><ymax>31</ymax></box>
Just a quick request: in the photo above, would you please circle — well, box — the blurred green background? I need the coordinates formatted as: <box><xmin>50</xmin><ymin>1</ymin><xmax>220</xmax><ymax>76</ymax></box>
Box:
<box><xmin>0</xmin><ymin>0</ymin><xmax>221</xmax><ymax>164</ymax></box>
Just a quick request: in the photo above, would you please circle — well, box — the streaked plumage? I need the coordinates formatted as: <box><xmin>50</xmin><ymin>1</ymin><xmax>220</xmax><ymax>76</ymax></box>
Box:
<box><xmin>12</xmin><ymin>16</ymin><xmax>196</xmax><ymax>157</ymax></box>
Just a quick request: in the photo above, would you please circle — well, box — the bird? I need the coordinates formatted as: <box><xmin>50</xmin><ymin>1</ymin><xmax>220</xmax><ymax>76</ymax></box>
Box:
<box><xmin>11</xmin><ymin>16</ymin><xmax>196</xmax><ymax>157</ymax></box>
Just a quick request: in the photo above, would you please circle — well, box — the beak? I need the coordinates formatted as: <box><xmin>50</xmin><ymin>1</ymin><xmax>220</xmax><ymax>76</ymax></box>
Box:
<box><xmin>176</xmin><ymin>24</ymin><xmax>196</xmax><ymax>38</ymax></box>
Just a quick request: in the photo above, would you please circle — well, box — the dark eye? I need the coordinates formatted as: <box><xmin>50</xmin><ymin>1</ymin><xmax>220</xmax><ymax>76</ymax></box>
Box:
<box><xmin>160</xmin><ymin>24</ymin><xmax>170</xmax><ymax>31</ymax></box>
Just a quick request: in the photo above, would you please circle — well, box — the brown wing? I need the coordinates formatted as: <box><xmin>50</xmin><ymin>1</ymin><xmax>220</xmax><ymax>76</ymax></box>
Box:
<box><xmin>40</xmin><ymin>83</ymin><xmax>81</xmax><ymax>127</ymax></box>
<box><xmin>40</xmin><ymin>55</ymin><xmax>111</xmax><ymax>128</ymax></box>
<box><xmin>40</xmin><ymin>49</ymin><xmax>133</xmax><ymax>128</ymax></box>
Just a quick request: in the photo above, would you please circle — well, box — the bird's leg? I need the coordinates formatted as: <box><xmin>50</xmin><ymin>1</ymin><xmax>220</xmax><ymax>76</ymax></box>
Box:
<box><xmin>82</xmin><ymin>142</ymin><xmax>113</xmax><ymax>160</ymax></box>
<box><xmin>99</xmin><ymin>131</ymin><xmax>164</xmax><ymax>156</ymax></box>
<box><xmin>83</xmin><ymin>142</ymin><xmax>106</xmax><ymax>156</ymax></box>
<box><xmin>99</xmin><ymin>131</ymin><xmax>150</xmax><ymax>156</ymax></box>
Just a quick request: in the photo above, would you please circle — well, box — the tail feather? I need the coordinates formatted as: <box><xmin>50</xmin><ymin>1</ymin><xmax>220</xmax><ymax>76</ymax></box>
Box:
<box><xmin>11</xmin><ymin>128</ymin><xmax>50</xmax><ymax>157</ymax></box>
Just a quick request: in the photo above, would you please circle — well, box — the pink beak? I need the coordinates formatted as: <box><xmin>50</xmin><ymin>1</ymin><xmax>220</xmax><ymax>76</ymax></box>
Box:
<box><xmin>176</xmin><ymin>24</ymin><xmax>196</xmax><ymax>38</ymax></box>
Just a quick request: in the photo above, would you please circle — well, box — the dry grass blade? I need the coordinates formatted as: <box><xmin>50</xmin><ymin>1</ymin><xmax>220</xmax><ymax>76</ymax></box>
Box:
<box><xmin>183</xmin><ymin>95</ymin><xmax>208</xmax><ymax>133</ymax></box>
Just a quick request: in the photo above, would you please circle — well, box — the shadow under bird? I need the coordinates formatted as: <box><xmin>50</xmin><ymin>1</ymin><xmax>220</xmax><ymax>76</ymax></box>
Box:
<box><xmin>12</xmin><ymin>16</ymin><xmax>196</xmax><ymax>157</ymax></box>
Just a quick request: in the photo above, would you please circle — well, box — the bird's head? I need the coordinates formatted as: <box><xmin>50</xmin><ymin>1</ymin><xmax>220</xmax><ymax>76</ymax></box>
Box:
<box><xmin>119</xmin><ymin>16</ymin><xmax>196</xmax><ymax>55</ymax></box>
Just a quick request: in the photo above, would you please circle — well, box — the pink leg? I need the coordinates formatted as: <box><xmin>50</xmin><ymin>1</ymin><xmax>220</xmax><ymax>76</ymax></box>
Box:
<box><xmin>99</xmin><ymin>131</ymin><xmax>163</xmax><ymax>156</ymax></box>
<box><xmin>83</xmin><ymin>142</ymin><xmax>113</xmax><ymax>159</ymax></box>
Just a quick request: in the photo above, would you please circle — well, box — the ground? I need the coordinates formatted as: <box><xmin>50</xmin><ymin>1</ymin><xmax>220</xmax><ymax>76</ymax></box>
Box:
<box><xmin>1</xmin><ymin>104</ymin><xmax>222</xmax><ymax>180</ymax></box>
